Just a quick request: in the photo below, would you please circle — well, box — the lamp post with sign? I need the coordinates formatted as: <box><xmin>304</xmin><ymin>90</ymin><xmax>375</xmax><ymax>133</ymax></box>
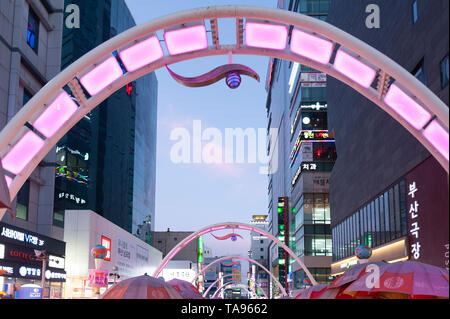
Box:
<box><xmin>33</xmin><ymin>250</ymin><xmax>48</xmax><ymax>291</ymax></box>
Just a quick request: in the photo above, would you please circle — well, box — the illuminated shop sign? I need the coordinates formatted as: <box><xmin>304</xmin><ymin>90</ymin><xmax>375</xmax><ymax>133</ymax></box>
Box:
<box><xmin>408</xmin><ymin>181</ymin><xmax>421</xmax><ymax>260</ymax></box>
<box><xmin>57</xmin><ymin>192</ymin><xmax>86</xmax><ymax>205</ymax></box>
<box><xmin>56</xmin><ymin>166</ymin><xmax>89</xmax><ymax>185</ymax></box>
<box><xmin>56</xmin><ymin>146</ymin><xmax>89</xmax><ymax>161</ymax></box>
<box><xmin>301</xmin><ymin>102</ymin><xmax>327</xmax><ymax>110</ymax></box>
<box><xmin>292</xmin><ymin>162</ymin><xmax>335</xmax><ymax>187</ymax></box>
<box><xmin>198</xmin><ymin>236</ymin><xmax>204</xmax><ymax>263</ymax></box>
<box><xmin>0</xmin><ymin>226</ymin><xmax>44</xmax><ymax>247</ymax></box>
<box><xmin>300</xmin><ymin>72</ymin><xmax>327</xmax><ymax>83</ymax></box>
<box><xmin>0</xmin><ymin>244</ymin><xmax>4</xmax><ymax>259</ymax></box>
<box><xmin>290</xmin><ymin>131</ymin><xmax>333</xmax><ymax>167</ymax></box>
<box><xmin>101</xmin><ymin>236</ymin><xmax>112</xmax><ymax>261</ymax></box>
<box><xmin>301</xmin><ymin>130</ymin><xmax>330</xmax><ymax>141</ymax></box>
<box><xmin>15</xmin><ymin>265</ymin><xmax>66</xmax><ymax>281</ymax></box>
<box><xmin>49</xmin><ymin>255</ymin><xmax>65</xmax><ymax>270</ymax></box>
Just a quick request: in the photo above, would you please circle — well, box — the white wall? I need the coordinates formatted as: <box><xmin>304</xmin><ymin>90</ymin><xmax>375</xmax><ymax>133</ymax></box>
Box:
<box><xmin>64</xmin><ymin>210</ymin><xmax>163</xmax><ymax>280</ymax></box>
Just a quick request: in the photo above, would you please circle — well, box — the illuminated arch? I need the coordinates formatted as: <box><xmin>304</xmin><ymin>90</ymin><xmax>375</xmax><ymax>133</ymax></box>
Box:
<box><xmin>203</xmin><ymin>273</ymin><xmax>269</xmax><ymax>299</ymax></box>
<box><xmin>1</xmin><ymin>6</ymin><xmax>448</xmax><ymax>217</ymax></box>
<box><xmin>152</xmin><ymin>222</ymin><xmax>316</xmax><ymax>286</ymax></box>
<box><xmin>192</xmin><ymin>255</ymin><xmax>286</xmax><ymax>296</ymax></box>
<box><xmin>211</xmin><ymin>282</ymin><xmax>254</xmax><ymax>299</ymax></box>
<box><xmin>202</xmin><ymin>273</ymin><xmax>235</xmax><ymax>298</ymax></box>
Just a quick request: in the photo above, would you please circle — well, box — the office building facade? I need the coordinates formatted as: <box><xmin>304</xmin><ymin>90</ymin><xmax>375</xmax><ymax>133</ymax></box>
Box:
<box><xmin>266</xmin><ymin>0</ymin><xmax>334</xmax><ymax>296</ymax></box>
<box><xmin>326</xmin><ymin>0</ymin><xmax>449</xmax><ymax>274</ymax></box>
<box><xmin>54</xmin><ymin>0</ymin><xmax>158</xmax><ymax>236</ymax></box>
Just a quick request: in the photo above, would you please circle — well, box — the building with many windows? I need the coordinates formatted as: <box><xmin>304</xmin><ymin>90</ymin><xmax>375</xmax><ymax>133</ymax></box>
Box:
<box><xmin>248</xmin><ymin>215</ymin><xmax>270</xmax><ymax>297</ymax></box>
<box><xmin>0</xmin><ymin>0</ymin><xmax>65</xmax><ymax>298</ymax></box>
<box><xmin>265</xmin><ymin>0</ymin><xmax>334</xmax><ymax>296</ymax></box>
<box><xmin>326</xmin><ymin>0</ymin><xmax>449</xmax><ymax>275</ymax></box>
<box><xmin>54</xmin><ymin>0</ymin><xmax>158</xmax><ymax>236</ymax></box>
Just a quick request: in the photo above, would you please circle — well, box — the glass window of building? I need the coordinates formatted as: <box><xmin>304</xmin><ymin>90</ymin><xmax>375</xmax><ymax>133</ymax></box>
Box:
<box><xmin>16</xmin><ymin>180</ymin><xmax>30</xmax><ymax>220</ymax></box>
<box><xmin>301</xmin><ymin>111</ymin><xmax>328</xmax><ymax>130</ymax></box>
<box><xmin>412</xmin><ymin>0</ymin><xmax>418</xmax><ymax>24</ymax></box>
<box><xmin>27</xmin><ymin>8</ymin><xmax>39</xmax><ymax>53</ymax></box>
<box><xmin>300</xmin><ymin>87</ymin><xmax>327</xmax><ymax>102</ymax></box>
<box><xmin>379</xmin><ymin>194</ymin><xmax>385</xmax><ymax>245</ymax></box>
<box><xmin>412</xmin><ymin>58</ymin><xmax>426</xmax><ymax>84</ymax></box>
<box><xmin>53</xmin><ymin>211</ymin><xmax>64</xmax><ymax>227</ymax></box>
<box><xmin>440</xmin><ymin>55</ymin><xmax>449</xmax><ymax>88</ymax></box>
<box><xmin>313</xmin><ymin>142</ymin><xmax>337</xmax><ymax>161</ymax></box>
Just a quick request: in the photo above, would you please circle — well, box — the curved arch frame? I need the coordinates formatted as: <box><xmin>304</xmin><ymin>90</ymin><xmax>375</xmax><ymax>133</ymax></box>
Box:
<box><xmin>192</xmin><ymin>255</ymin><xmax>286</xmax><ymax>296</ymax></box>
<box><xmin>202</xmin><ymin>273</ymin><xmax>235</xmax><ymax>298</ymax></box>
<box><xmin>211</xmin><ymin>282</ymin><xmax>253</xmax><ymax>299</ymax></box>
<box><xmin>0</xmin><ymin>5</ymin><xmax>448</xmax><ymax>220</ymax></box>
<box><xmin>152</xmin><ymin>222</ymin><xmax>317</xmax><ymax>286</ymax></box>
<box><xmin>203</xmin><ymin>273</ymin><xmax>269</xmax><ymax>299</ymax></box>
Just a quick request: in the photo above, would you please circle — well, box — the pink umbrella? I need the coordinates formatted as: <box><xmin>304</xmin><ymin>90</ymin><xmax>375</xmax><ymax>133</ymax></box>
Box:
<box><xmin>329</xmin><ymin>261</ymin><xmax>386</xmax><ymax>289</ymax></box>
<box><xmin>344</xmin><ymin>261</ymin><xmax>449</xmax><ymax>298</ymax></box>
<box><xmin>167</xmin><ymin>279</ymin><xmax>205</xmax><ymax>299</ymax></box>
<box><xmin>295</xmin><ymin>283</ymin><xmax>328</xmax><ymax>299</ymax></box>
<box><xmin>101</xmin><ymin>275</ymin><xmax>183</xmax><ymax>299</ymax></box>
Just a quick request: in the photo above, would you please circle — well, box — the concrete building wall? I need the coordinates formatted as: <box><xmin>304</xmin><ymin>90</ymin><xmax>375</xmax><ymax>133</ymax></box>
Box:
<box><xmin>150</xmin><ymin>230</ymin><xmax>198</xmax><ymax>264</ymax></box>
<box><xmin>0</xmin><ymin>0</ymin><xmax>64</xmax><ymax>240</ymax></box>
<box><xmin>327</xmin><ymin>0</ymin><xmax>449</xmax><ymax>227</ymax></box>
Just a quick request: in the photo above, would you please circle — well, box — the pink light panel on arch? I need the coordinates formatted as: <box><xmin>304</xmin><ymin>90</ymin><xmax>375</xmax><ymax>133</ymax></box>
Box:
<box><xmin>423</xmin><ymin>120</ymin><xmax>449</xmax><ymax>161</ymax></box>
<box><xmin>119</xmin><ymin>36</ymin><xmax>164</xmax><ymax>72</ymax></box>
<box><xmin>384</xmin><ymin>83</ymin><xmax>432</xmax><ymax>130</ymax></box>
<box><xmin>333</xmin><ymin>50</ymin><xmax>377</xmax><ymax>88</ymax></box>
<box><xmin>290</xmin><ymin>29</ymin><xmax>334</xmax><ymax>65</ymax></box>
<box><xmin>33</xmin><ymin>91</ymin><xmax>78</xmax><ymax>138</ymax></box>
<box><xmin>79</xmin><ymin>56</ymin><xmax>123</xmax><ymax>96</ymax></box>
<box><xmin>164</xmin><ymin>25</ymin><xmax>208</xmax><ymax>56</ymax></box>
<box><xmin>4</xmin><ymin>176</ymin><xmax>12</xmax><ymax>188</ymax></box>
<box><xmin>245</xmin><ymin>22</ymin><xmax>288</xmax><ymax>50</ymax></box>
<box><xmin>1</xmin><ymin>131</ymin><xmax>45</xmax><ymax>175</ymax></box>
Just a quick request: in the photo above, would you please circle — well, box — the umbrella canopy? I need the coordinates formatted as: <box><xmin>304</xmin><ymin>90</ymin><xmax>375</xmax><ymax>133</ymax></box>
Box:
<box><xmin>101</xmin><ymin>275</ymin><xmax>183</xmax><ymax>299</ymax></box>
<box><xmin>167</xmin><ymin>279</ymin><xmax>204</xmax><ymax>299</ymax></box>
<box><xmin>344</xmin><ymin>261</ymin><xmax>449</xmax><ymax>298</ymax></box>
<box><xmin>329</xmin><ymin>261</ymin><xmax>386</xmax><ymax>289</ymax></box>
<box><xmin>295</xmin><ymin>283</ymin><xmax>328</xmax><ymax>299</ymax></box>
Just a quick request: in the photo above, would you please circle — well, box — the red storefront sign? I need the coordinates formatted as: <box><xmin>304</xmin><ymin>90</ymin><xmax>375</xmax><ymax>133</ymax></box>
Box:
<box><xmin>405</xmin><ymin>157</ymin><xmax>449</xmax><ymax>269</ymax></box>
<box><xmin>88</xmin><ymin>269</ymin><xmax>109</xmax><ymax>288</ymax></box>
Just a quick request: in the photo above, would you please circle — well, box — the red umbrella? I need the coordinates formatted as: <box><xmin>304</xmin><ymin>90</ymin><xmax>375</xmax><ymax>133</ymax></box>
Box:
<box><xmin>329</xmin><ymin>261</ymin><xmax>386</xmax><ymax>290</ymax></box>
<box><xmin>295</xmin><ymin>283</ymin><xmax>328</xmax><ymax>299</ymax></box>
<box><xmin>343</xmin><ymin>261</ymin><xmax>449</xmax><ymax>299</ymax></box>
<box><xmin>167</xmin><ymin>279</ymin><xmax>204</xmax><ymax>299</ymax></box>
<box><xmin>101</xmin><ymin>275</ymin><xmax>183</xmax><ymax>299</ymax></box>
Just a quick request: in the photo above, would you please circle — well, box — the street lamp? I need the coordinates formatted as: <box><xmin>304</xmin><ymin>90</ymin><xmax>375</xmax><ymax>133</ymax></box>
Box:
<box><xmin>109</xmin><ymin>266</ymin><xmax>120</xmax><ymax>285</ymax></box>
<box><xmin>33</xmin><ymin>250</ymin><xmax>48</xmax><ymax>291</ymax></box>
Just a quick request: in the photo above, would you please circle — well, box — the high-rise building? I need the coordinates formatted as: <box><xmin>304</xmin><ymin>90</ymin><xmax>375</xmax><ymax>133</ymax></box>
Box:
<box><xmin>248</xmin><ymin>215</ymin><xmax>270</xmax><ymax>297</ymax></box>
<box><xmin>266</xmin><ymin>0</ymin><xmax>335</xmax><ymax>296</ymax></box>
<box><xmin>54</xmin><ymin>0</ymin><xmax>158</xmax><ymax>235</ymax></box>
<box><xmin>150</xmin><ymin>229</ymin><xmax>198</xmax><ymax>264</ymax></box>
<box><xmin>0</xmin><ymin>0</ymin><xmax>66</xmax><ymax>298</ymax></box>
<box><xmin>326</xmin><ymin>0</ymin><xmax>449</xmax><ymax>275</ymax></box>
<box><xmin>0</xmin><ymin>0</ymin><xmax>63</xmax><ymax>238</ymax></box>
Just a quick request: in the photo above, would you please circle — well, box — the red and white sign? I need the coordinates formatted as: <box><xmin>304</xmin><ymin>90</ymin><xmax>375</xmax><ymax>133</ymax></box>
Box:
<box><xmin>101</xmin><ymin>236</ymin><xmax>111</xmax><ymax>261</ymax></box>
<box><xmin>300</xmin><ymin>72</ymin><xmax>327</xmax><ymax>83</ymax></box>
<box><xmin>88</xmin><ymin>269</ymin><xmax>108</xmax><ymax>288</ymax></box>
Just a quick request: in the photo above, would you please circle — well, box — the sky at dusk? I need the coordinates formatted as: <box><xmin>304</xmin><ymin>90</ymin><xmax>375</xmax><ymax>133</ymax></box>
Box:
<box><xmin>124</xmin><ymin>0</ymin><xmax>278</xmax><ymax>268</ymax></box>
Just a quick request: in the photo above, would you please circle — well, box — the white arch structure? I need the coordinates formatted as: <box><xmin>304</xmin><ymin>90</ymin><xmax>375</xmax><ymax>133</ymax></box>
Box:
<box><xmin>211</xmin><ymin>282</ymin><xmax>253</xmax><ymax>299</ymax></box>
<box><xmin>0</xmin><ymin>6</ymin><xmax>448</xmax><ymax>217</ymax></box>
<box><xmin>202</xmin><ymin>273</ymin><xmax>235</xmax><ymax>298</ymax></box>
<box><xmin>192</xmin><ymin>254</ymin><xmax>286</xmax><ymax>296</ymax></box>
<box><xmin>152</xmin><ymin>222</ymin><xmax>313</xmax><ymax>287</ymax></box>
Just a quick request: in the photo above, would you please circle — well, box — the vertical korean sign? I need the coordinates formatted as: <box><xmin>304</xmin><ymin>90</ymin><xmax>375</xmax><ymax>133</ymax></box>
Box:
<box><xmin>197</xmin><ymin>236</ymin><xmax>204</xmax><ymax>292</ymax></box>
<box><xmin>405</xmin><ymin>157</ymin><xmax>449</xmax><ymax>269</ymax></box>
<box><xmin>277</xmin><ymin>197</ymin><xmax>289</xmax><ymax>293</ymax></box>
